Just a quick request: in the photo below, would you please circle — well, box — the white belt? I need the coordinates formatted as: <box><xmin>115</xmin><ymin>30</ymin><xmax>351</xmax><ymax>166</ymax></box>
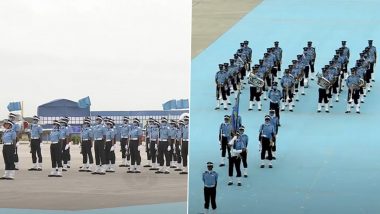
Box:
<box><xmin>121</xmin><ymin>136</ymin><xmax>129</xmax><ymax>139</ymax></box>
<box><xmin>3</xmin><ymin>143</ymin><xmax>13</xmax><ymax>145</ymax></box>
<box><xmin>60</xmin><ymin>138</ymin><xmax>66</xmax><ymax>140</ymax></box>
<box><xmin>183</xmin><ymin>139</ymin><xmax>189</xmax><ymax>141</ymax></box>
<box><xmin>95</xmin><ymin>138</ymin><xmax>103</xmax><ymax>140</ymax></box>
<box><xmin>31</xmin><ymin>137</ymin><xmax>40</xmax><ymax>139</ymax></box>
<box><xmin>150</xmin><ymin>139</ymin><xmax>158</xmax><ymax>141</ymax></box>
<box><xmin>159</xmin><ymin>139</ymin><xmax>168</xmax><ymax>141</ymax></box>
<box><xmin>130</xmin><ymin>138</ymin><xmax>138</xmax><ymax>140</ymax></box>
<box><xmin>221</xmin><ymin>134</ymin><xmax>226</xmax><ymax>137</ymax></box>
<box><xmin>51</xmin><ymin>142</ymin><xmax>59</xmax><ymax>144</ymax></box>
<box><xmin>82</xmin><ymin>139</ymin><xmax>89</xmax><ymax>141</ymax></box>
<box><xmin>106</xmin><ymin>140</ymin><xmax>112</xmax><ymax>142</ymax></box>
<box><xmin>204</xmin><ymin>185</ymin><xmax>216</xmax><ymax>188</ymax></box>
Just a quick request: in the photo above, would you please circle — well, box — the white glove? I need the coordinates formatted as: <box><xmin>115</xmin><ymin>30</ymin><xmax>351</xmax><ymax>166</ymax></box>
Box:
<box><xmin>110</xmin><ymin>146</ymin><xmax>115</xmax><ymax>152</ymax></box>
<box><xmin>142</xmin><ymin>141</ymin><xmax>146</xmax><ymax>146</ymax></box>
<box><xmin>16</xmin><ymin>142</ymin><xmax>20</xmax><ymax>147</ymax></box>
<box><xmin>179</xmin><ymin>145</ymin><xmax>181</xmax><ymax>150</ymax></box>
<box><xmin>138</xmin><ymin>145</ymin><xmax>143</xmax><ymax>152</ymax></box>
<box><xmin>258</xmin><ymin>143</ymin><xmax>262</xmax><ymax>152</ymax></box>
<box><xmin>125</xmin><ymin>144</ymin><xmax>129</xmax><ymax>150</ymax></box>
<box><xmin>228</xmin><ymin>136</ymin><xmax>237</xmax><ymax>146</ymax></box>
<box><xmin>148</xmin><ymin>143</ymin><xmax>150</xmax><ymax>149</ymax></box>
<box><xmin>154</xmin><ymin>144</ymin><xmax>158</xmax><ymax>150</ymax></box>
<box><xmin>69</xmin><ymin>141</ymin><xmax>73</xmax><ymax>146</ymax></box>
<box><xmin>40</xmin><ymin>143</ymin><xmax>43</xmax><ymax>148</ymax></box>
<box><xmin>65</xmin><ymin>144</ymin><xmax>69</xmax><ymax>150</ymax></box>
<box><xmin>167</xmin><ymin>145</ymin><xmax>171</xmax><ymax>152</ymax></box>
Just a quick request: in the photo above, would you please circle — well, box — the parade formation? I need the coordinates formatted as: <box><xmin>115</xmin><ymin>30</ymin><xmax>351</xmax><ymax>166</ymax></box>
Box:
<box><xmin>206</xmin><ymin>39</ymin><xmax>376</xmax><ymax>213</ymax></box>
<box><xmin>0</xmin><ymin>113</ymin><xmax>190</xmax><ymax>180</ymax></box>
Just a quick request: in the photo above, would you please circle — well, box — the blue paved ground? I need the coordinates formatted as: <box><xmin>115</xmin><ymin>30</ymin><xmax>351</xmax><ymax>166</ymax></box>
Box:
<box><xmin>0</xmin><ymin>202</ymin><xmax>186</xmax><ymax>214</ymax></box>
<box><xmin>189</xmin><ymin>0</ymin><xmax>380</xmax><ymax>213</ymax></box>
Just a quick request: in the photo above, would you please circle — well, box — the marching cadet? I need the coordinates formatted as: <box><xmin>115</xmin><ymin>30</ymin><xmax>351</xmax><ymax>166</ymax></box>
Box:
<box><xmin>127</xmin><ymin>118</ymin><xmax>143</xmax><ymax>173</ymax></box>
<box><xmin>48</xmin><ymin>120</ymin><xmax>63</xmax><ymax>177</ymax></box>
<box><xmin>328</xmin><ymin>62</ymin><xmax>340</xmax><ymax>102</ymax></box>
<box><xmin>28</xmin><ymin>116</ymin><xmax>43</xmax><ymax>171</ymax></box>
<box><xmin>104</xmin><ymin>119</ymin><xmax>116</xmax><ymax>173</ymax></box>
<box><xmin>273</xmin><ymin>41</ymin><xmax>283</xmax><ymax>75</ymax></box>
<box><xmin>238</xmin><ymin>126</ymin><xmax>249</xmax><ymax>177</ymax></box>
<box><xmin>92</xmin><ymin>116</ymin><xmax>107</xmax><ymax>175</ymax></box>
<box><xmin>345</xmin><ymin>68</ymin><xmax>361</xmax><ymax>114</ymax></box>
<box><xmin>203</xmin><ymin>162</ymin><xmax>218</xmax><ymax>214</ymax></box>
<box><xmin>218</xmin><ymin>115</ymin><xmax>232</xmax><ymax>167</ymax></box>
<box><xmin>356</xmin><ymin>62</ymin><xmax>367</xmax><ymax>103</ymax></box>
<box><xmin>258</xmin><ymin>59</ymin><xmax>269</xmax><ymax>100</ymax></box>
<box><xmin>367</xmin><ymin>40</ymin><xmax>376</xmax><ymax>82</ymax></box>
<box><xmin>359</xmin><ymin>52</ymin><xmax>372</xmax><ymax>93</ymax></box>
<box><xmin>269</xmin><ymin>110</ymin><xmax>279</xmax><ymax>160</ymax></box>
<box><xmin>149</xmin><ymin>120</ymin><xmax>160</xmax><ymax>171</ymax></box>
<box><xmin>169</xmin><ymin>120</ymin><xmax>177</xmax><ymax>169</ymax></box>
<box><xmin>268</xmin><ymin>82</ymin><xmax>282</xmax><ymax>126</ymax></box>
<box><xmin>59</xmin><ymin>119</ymin><xmax>70</xmax><ymax>171</ymax></box>
<box><xmin>8</xmin><ymin>113</ymin><xmax>20</xmax><ymax>170</ymax></box>
<box><xmin>317</xmin><ymin>68</ymin><xmax>332</xmax><ymax>113</ymax></box>
<box><xmin>1</xmin><ymin>119</ymin><xmax>16</xmax><ymax>180</ymax></box>
<box><xmin>306</xmin><ymin>41</ymin><xmax>316</xmax><ymax>80</ymax></box>
<box><xmin>341</xmin><ymin>41</ymin><xmax>350</xmax><ymax>79</ymax></box>
<box><xmin>119</xmin><ymin>116</ymin><xmax>131</xmax><ymax>167</ymax></box>
<box><xmin>174</xmin><ymin>120</ymin><xmax>184</xmax><ymax>172</ymax></box>
<box><xmin>259</xmin><ymin>115</ymin><xmax>275</xmax><ymax>168</ymax></box>
<box><xmin>156</xmin><ymin>117</ymin><xmax>171</xmax><ymax>174</ymax></box>
<box><xmin>215</xmin><ymin>64</ymin><xmax>229</xmax><ymax>110</ymax></box>
<box><xmin>243</xmin><ymin>40</ymin><xmax>252</xmax><ymax>72</ymax></box>
<box><xmin>248</xmin><ymin>66</ymin><xmax>263</xmax><ymax>111</ymax></box>
<box><xmin>302</xmin><ymin>47</ymin><xmax>312</xmax><ymax>85</ymax></box>
<box><xmin>79</xmin><ymin>118</ymin><xmax>93</xmax><ymax>172</ymax></box>
<box><xmin>227</xmin><ymin>131</ymin><xmax>245</xmax><ymax>186</ymax></box>
<box><xmin>143</xmin><ymin>118</ymin><xmax>153</xmax><ymax>168</ymax></box>
<box><xmin>280</xmin><ymin>69</ymin><xmax>295</xmax><ymax>112</ymax></box>
<box><xmin>227</xmin><ymin>60</ymin><xmax>238</xmax><ymax>97</ymax></box>
<box><xmin>179</xmin><ymin>116</ymin><xmax>189</xmax><ymax>175</ymax></box>
<box><xmin>268</xmin><ymin>47</ymin><xmax>278</xmax><ymax>80</ymax></box>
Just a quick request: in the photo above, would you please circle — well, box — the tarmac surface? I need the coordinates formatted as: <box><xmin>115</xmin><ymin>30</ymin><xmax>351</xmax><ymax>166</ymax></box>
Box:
<box><xmin>192</xmin><ymin>0</ymin><xmax>263</xmax><ymax>58</ymax></box>
<box><xmin>0</xmin><ymin>142</ymin><xmax>187</xmax><ymax>211</ymax></box>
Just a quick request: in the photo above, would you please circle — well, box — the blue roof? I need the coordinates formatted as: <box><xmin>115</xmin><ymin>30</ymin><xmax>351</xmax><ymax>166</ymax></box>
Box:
<box><xmin>37</xmin><ymin>99</ymin><xmax>90</xmax><ymax>117</ymax></box>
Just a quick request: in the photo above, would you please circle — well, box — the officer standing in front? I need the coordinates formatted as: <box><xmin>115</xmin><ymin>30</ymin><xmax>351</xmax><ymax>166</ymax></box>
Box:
<box><xmin>48</xmin><ymin>120</ymin><xmax>63</xmax><ymax>177</ymax></box>
<box><xmin>92</xmin><ymin>116</ymin><xmax>107</xmax><ymax>174</ymax></box>
<box><xmin>127</xmin><ymin>118</ymin><xmax>143</xmax><ymax>173</ymax></box>
<box><xmin>227</xmin><ymin>131</ymin><xmax>245</xmax><ymax>186</ymax></box>
<box><xmin>203</xmin><ymin>162</ymin><xmax>218</xmax><ymax>214</ymax></box>
<box><xmin>1</xmin><ymin>119</ymin><xmax>16</xmax><ymax>180</ymax></box>
<box><xmin>239</xmin><ymin>126</ymin><xmax>249</xmax><ymax>178</ymax></box>
<box><xmin>156</xmin><ymin>117</ymin><xmax>171</xmax><ymax>174</ymax></box>
<box><xmin>259</xmin><ymin>115</ymin><xmax>276</xmax><ymax>168</ymax></box>
<box><xmin>28</xmin><ymin>115</ymin><xmax>43</xmax><ymax>171</ymax></box>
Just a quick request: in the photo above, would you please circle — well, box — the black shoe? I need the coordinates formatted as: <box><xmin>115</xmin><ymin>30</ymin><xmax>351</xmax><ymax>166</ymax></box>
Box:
<box><xmin>150</xmin><ymin>168</ymin><xmax>159</xmax><ymax>171</ymax></box>
<box><xmin>356</xmin><ymin>111</ymin><xmax>360</xmax><ymax>114</ymax></box>
<box><xmin>28</xmin><ymin>168</ymin><xmax>38</xmax><ymax>171</ymax></box>
<box><xmin>345</xmin><ymin>111</ymin><xmax>350</xmax><ymax>113</ymax></box>
<box><xmin>14</xmin><ymin>168</ymin><xmax>19</xmax><ymax>171</ymax></box>
<box><xmin>237</xmin><ymin>183</ymin><xmax>242</xmax><ymax>186</ymax></box>
<box><xmin>317</xmin><ymin>110</ymin><xmax>321</xmax><ymax>113</ymax></box>
<box><xmin>330</xmin><ymin>106</ymin><xmax>333</xmax><ymax>108</ymax></box>
<box><xmin>180</xmin><ymin>171</ymin><xmax>188</xmax><ymax>174</ymax></box>
<box><xmin>224</xmin><ymin>108</ymin><xmax>228</xmax><ymax>110</ymax></box>
<box><xmin>296</xmin><ymin>99</ymin><xmax>299</xmax><ymax>102</ymax></box>
<box><xmin>269</xmin><ymin>165</ymin><xmax>273</xmax><ymax>168</ymax></box>
<box><xmin>62</xmin><ymin>169</ymin><xmax>67</xmax><ymax>172</ymax></box>
<box><xmin>244</xmin><ymin>175</ymin><xmax>248</xmax><ymax>178</ymax></box>
<box><xmin>219</xmin><ymin>164</ymin><xmax>225</xmax><ymax>167</ymax></box>
<box><xmin>272</xmin><ymin>156</ymin><xmax>276</xmax><ymax>160</ymax></box>
<box><xmin>260</xmin><ymin>165</ymin><xmax>265</xmax><ymax>168</ymax></box>
<box><xmin>228</xmin><ymin>103</ymin><xmax>232</xmax><ymax>106</ymax></box>
<box><xmin>119</xmin><ymin>164</ymin><xmax>126</xmax><ymax>167</ymax></box>
<box><xmin>37</xmin><ymin>168</ymin><xmax>42</xmax><ymax>171</ymax></box>
<box><xmin>79</xmin><ymin>169</ymin><xmax>86</xmax><ymax>172</ymax></box>
<box><xmin>106</xmin><ymin>170</ymin><xmax>115</xmax><ymax>173</ymax></box>
<box><xmin>155</xmin><ymin>171</ymin><xmax>163</xmax><ymax>174</ymax></box>
<box><xmin>164</xmin><ymin>171</ymin><xmax>170</xmax><ymax>174</ymax></box>
<box><xmin>214</xmin><ymin>107</ymin><xmax>220</xmax><ymax>110</ymax></box>
<box><xmin>98</xmin><ymin>172</ymin><xmax>106</xmax><ymax>175</ymax></box>
<box><xmin>170</xmin><ymin>166</ymin><xmax>176</xmax><ymax>168</ymax></box>
<box><xmin>174</xmin><ymin>168</ymin><xmax>182</xmax><ymax>171</ymax></box>
<box><xmin>278</xmin><ymin>124</ymin><xmax>281</xmax><ymax>127</ymax></box>
<box><xmin>289</xmin><ymin>109</ymin><xmax>293</xmax><ymax>112</ymax></box>
<box><xmin>361</xmin><ymin>101</ymin><xmax>364</xmax><ymax>103</ymax></box>
<box><xmin>91</xmin><ymin>172</ymin><xmax>99</xmax><ymax>175</ymax></box>
<box><xmin>127</xmin><ymin>170</ymin><xmax>135</xmax><ymax>173</ymax></box>
<box><xmin>248</xmin><ymin>108</ymin><xmax>252</xmax><ymax>111</ymax></box>
<box><xmin>281</xmin><ymin>109</ymin><xmax>285</xmax><ymax>112</ymax></box>
<box><xmin>372</xmin><ymin>79</ymin><xmax>375</xmax><ymax>82</ymax></box>
<box><xmin>326</xmin><ymin>110</ymin><xmax>329</xmax><ymax>113</ymax></box>
<box><xmin>228</xmin><ymin>181</ymin><xmax>233</xmax><ymax>186</ymax></box>
<box><xmin>143</xmin><ymin>165</ymin><xmax>152</xmax><ymax>168</ymax></box>
<box><xmin>135</xmin><ymin>171</ymin><xmax>141</xmax><ymax>173</ymax></box>
<box><xmin>67</xmin><ymin>166</ymin><xmax>71</xmax><ymax>168</ymax></box>
<box><xmin>258</xmin><ymin>109</ymin><xmax>262</xmax><ymax>111</ymax></box>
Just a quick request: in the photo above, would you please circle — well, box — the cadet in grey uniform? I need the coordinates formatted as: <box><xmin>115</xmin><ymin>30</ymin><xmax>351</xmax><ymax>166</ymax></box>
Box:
<box><xmin>273</xmin><ymin>41</ymin><xmax>283</xmax><ymax>75</ymax></box>
<box><xmin>203</xmin><ymin>162</ymin><xmax>218</xmax><ymax>214</ymax></box>
<box><xmin>144</xmin><ymin>118</ymin><xmax>153</xmax><ymax>168</ymax></box>
<box><xmin>149</xmin><ymin>120</ymin><xmax>160</xmax><ymax>171</ymax></box>
<box><xmin>28</xmin><ymin>115</ymin><xmax>43</xmax><ymax>171</ymax></box>
<box><xmin>59</xmin><ymin>119</ymin><xmax>70</xmax><ymax>171</ymax></box>
<box><xmin>174</xmin><ymin>120</ymin><xmax>184</xmax><ymax>172</ymax></box>
<box><xmin>8</xmin><ymin>113</ymin><xmax>20</xmax><ymax>170</ymax></box>
<box><xmin>119</xmin><ymin>116</ymin><xmax>131</xmax><ymax>167</ymax></box>
<box><xmin>79</xmin><ymin>118</ymin><xmax>93</xmax><ymax>172</ymax></box>
<box><xmin>104</xmin><ymin>119</ymin><xmax>116</xmax><ymax>173</ymax></box>
<box><xmin>1</xmin><ymin>119</ymin><xmax>16</xmax><ymax>180</ymax></box>
<box><xmin>168</xmin><ymin>120</ymin><xmax>178</xmax><ymax>169</ymax></box>
<box><xmin>48</xmin><ymin>120</ymin><xmax>63</xmax><ymax>177</ymax></box>
<box><xmin>92</xmin><ymin>116</ymin><xmax>107</xmax><ymax>175</ymax></box>
<box><xmin>156</xmin><ymin>117</ymin><xmax>171</xmax><ymax>174</ymax></box>
<box><xmin>127</xmin><ymin>118</ymin><xmax>143</xmax><ymax>173</ymax></box>
<box><xmin>180</xmin><ymin>116</ymin><xmax>189</xmax><ymax>174</ymax></box>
